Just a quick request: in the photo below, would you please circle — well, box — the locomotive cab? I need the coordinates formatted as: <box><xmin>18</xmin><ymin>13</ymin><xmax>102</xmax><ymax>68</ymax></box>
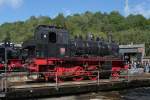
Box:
<box><xmin>23</xmin><ymin>25</ymin><xmax>70</xmax><ymax>58</ymax></box>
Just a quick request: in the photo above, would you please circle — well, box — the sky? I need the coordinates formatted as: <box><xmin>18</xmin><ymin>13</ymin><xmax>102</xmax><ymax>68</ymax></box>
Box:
<box><xmin>0</xmin><ymin>0</ymin><xmax>150</xmax><ymax>24</ymax></box>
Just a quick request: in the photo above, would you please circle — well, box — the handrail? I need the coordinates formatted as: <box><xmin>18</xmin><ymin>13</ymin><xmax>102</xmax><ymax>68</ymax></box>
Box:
<box><xmin>0</xmin><ymin>68</ymin><xmax>147</xmax><ymax>92</ymax></box>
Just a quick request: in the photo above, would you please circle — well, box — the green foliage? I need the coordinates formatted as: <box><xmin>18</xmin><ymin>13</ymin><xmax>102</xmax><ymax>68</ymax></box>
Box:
<box><xmin>0</xmin><ymin>11</ymin><xmax>150</xmax><ymax>55</ymax></box>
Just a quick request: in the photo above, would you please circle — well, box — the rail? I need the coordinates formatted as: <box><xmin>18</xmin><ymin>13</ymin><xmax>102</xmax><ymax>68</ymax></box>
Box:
<box><xmin>0</xmin><ymin>68</ymin><xmax>148</xmax><ymax>93</ymax></box>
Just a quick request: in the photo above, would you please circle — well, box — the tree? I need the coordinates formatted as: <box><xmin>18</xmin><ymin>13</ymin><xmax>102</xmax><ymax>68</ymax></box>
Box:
<box><xmin>0</xmin><ymin>11</ymin><xmax>150</xmax><ymax>55</ymax></box>
<box><xmin>53</xmin><ymin>13</ymin><xmax>66</xmax><ymax>27</ymax></box>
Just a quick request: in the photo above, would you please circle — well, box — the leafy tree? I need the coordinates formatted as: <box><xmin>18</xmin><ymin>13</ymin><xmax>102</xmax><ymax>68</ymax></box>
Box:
<box><xmin>0</xmin><ymin>11</ymin><xmax>150</xmax><ymax>55</ymax></box>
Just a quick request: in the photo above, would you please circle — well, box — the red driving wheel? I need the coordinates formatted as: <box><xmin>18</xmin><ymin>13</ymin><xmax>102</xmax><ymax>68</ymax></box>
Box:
<box><xmin>72</xmin><ymin>67</ymin><xmax>84</xmax><ymax>81</ymax></box>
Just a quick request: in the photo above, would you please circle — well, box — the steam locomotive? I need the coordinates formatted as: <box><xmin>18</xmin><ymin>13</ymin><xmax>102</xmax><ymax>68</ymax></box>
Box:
<box><xmin>22</xmin><ymin>25</ymin><xmax>126</xmax><ymax>81</ymax></box>
<box><xmin>0</xmin><ymin>39</ymin><xmax>24</xmax><ymax>72</ymax></box>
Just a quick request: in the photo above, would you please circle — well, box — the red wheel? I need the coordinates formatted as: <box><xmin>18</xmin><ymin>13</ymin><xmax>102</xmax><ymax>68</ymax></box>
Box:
<box><xmin>89</xmin><ymin>75</ymin><xmax>98</xmax><ymax>80</ymax></box>
<box><xmin>111</xmin><ymin>67</ymin><xmax>120</xmax><ymax>80</ymax></box>
<box><xmin>111</xmin><ymin>72</ymin><xmax>119</xmax><ymax>80</ymax></box>
<box><xmin>72</xmin><ymin>66</ymin><xmax>84</xmax><ymax>81</ymax></box>
<box><xmin>88</xmin><ymin>66</ymin><xmax>98</xmax><ymax>81</ymax></box>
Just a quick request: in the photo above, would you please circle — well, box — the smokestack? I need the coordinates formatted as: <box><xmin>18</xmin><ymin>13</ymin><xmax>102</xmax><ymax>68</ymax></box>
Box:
<box><xmin>125</xmin><ymin>0</ymin><xmax>129</xmax><ymax>16</ymax></box>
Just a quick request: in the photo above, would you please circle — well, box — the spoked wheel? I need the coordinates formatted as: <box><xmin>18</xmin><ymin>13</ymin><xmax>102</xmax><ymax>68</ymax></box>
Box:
<box><xmin>111</xmin><ymin>72</ymin><xmax>120</xmax><ymax>80</ymax></box>
<box><xmin>88</xmin><ymin>66</ymin><xmax>98</xmax><ymax>81</ymax></box>
<box><xmin>72</xmin><ymin>66</ymin><xmax>84</xmax><ymax>81</ymax></box>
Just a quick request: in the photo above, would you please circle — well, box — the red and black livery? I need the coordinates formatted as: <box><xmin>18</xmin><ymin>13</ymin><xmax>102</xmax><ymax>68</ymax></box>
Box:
<box><xmin>22</xmin><ymin>25</ymin><xmax>127</xmax><ymax>81</ymax></box>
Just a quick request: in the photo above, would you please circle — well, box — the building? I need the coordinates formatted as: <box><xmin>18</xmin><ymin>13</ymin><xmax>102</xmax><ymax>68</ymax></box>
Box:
<box><xmin>119</xmin><ymin>43</ymin><xmax>145</xmax><ymax>62</ymax></box>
